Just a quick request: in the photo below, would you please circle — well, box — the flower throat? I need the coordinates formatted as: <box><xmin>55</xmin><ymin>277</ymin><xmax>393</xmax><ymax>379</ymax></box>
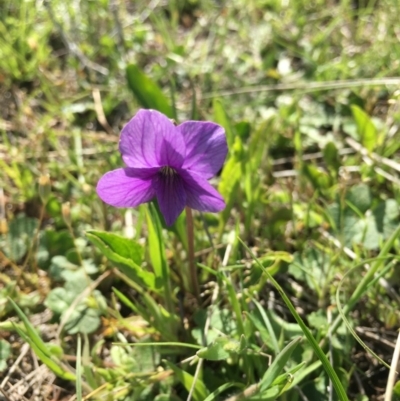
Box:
<box><xmin>160</xmin><ymin>166</ymin><xmax>176</xmax><ymax>177</ymax></box>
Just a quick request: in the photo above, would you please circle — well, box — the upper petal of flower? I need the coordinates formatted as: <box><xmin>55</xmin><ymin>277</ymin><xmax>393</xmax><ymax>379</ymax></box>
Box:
<box><xmin>179</xmin><ymin>169</ymin><xmax>225</xmax><ymax>212</ymax></box>
<box><xmin>97</xmin><ymin>167</ymin><xmax>158</xmax><ymax>207</ymax></box>
<box><xmin>153</xmin><ymin>172</ymin><xmax>187</xmax><ymax>226</ymax></box>
<box><xmin>119</xmin><ymin>109</ymin><xmax>185</xmax><ymax>169</ymax></box>
<box><xmin>178</xmin><ymin>121</ymin><xmax>227</xmax><ymax>179</ymax></box>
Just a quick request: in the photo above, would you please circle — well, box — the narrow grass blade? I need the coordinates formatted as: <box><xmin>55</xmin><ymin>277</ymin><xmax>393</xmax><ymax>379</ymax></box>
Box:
<box><xmin>76</xmin><ymin>334</ymin><xmax>82</xmax><ymax>401</ymax></box>
<box><xmin>259</xmin><ymin>336</ymin><xmax>302</xmax><ymax>392</ymax></box>
<box><xmin>164</xmin><ymin>360</ymin><xmax>209</xmax><ymax>401</ymax></box>
<box><xmin>9</xmin><ymin>298</ymin><xmax>76</xmax><ymax>381</ymax></box>
<box><xmin>203</xmin><ymin>382</ymin><xmax>245</xmax><ymax>401</ymax></box>
<box><xmin>126</xmin><ymin>64</ymin><xmax>174</xmax><ymax>118</ymax></box>
<box><xmin>238</xmin><ymin>238</ymin><xmax>349</xmax><ymax>401</ymax></box>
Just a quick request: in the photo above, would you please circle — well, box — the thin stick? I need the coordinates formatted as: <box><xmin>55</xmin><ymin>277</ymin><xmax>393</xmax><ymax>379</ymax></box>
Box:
<box><xmin>185</xmin><ymin>207</ymin><xmax>199</xmax><ymax>301</ymax></box>
<box><xmin>384</xmin><ymin>330</ymin><xmax>400</xmax><ymax>401</ymax></box>
<box><xmin>200</xmin><ymin>77</ymin><xmax>400</xmax><ymax>100</ymax></box>
<box><xmin>0</xmin><ymin>387</ymin><xmax>12</xmax><ymax>401</ymax></box>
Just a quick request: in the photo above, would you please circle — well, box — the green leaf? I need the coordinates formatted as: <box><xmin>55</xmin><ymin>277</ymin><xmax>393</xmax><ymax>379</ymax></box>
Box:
<box><xmin>259</xmin><ymin>336</ymin><xmax>302</xmax><ymax>392</ymax></box>
<box><xmin>346</xmin><ymin>183</ymin><xmax>372</xmax><ymax>214</ymax></box>
<box><xmin>0</xmin><ymin>339</ymin><xmax>11</xmax><ymax>372</ymax></box>
<box><xmin>87</xmin><ymin>230</ymin><xmax>159</xmax><ymax>292</ymax></box>
<box><xmin>302</xmin><ymin>163</ymin><xmax>331</xmax><ymax>190</ymax></box>
<box><xmin>45</xmin><ymin>287</ymin><xmax>70</xmax><ymax>314</ymax></box>
<box><xmin>197</xmin><ymin>337</ymin><xmax>243</xmax><ymax>361</ymax></box>
<box><xmin>393</xmin><ymin>380</ymin><xmax>400</xmax><ymax>396</ymax></box>
<box><xmin>48</xmin><ymin>255</ymin><xmax>77</xmax><ymax>280</ymax></box>
<box><xmin>373</xmin><ymin>198</ymin><xmax>400</xmax><ymax>239</ymax></box>
<box><xmin>164</xmin><ymin>360</ymin><xmax>209</xmax><ymax>401</ymax></box>
<box><xmin>64</xmin><ymin>305</ymin><xmax>101</xmax><ymax>335</ymax></box>
<box><xmin>2</xmin><ymin>214</ymin><xmax>38</xmax><ymax>261</ymax></box>
<box><xmin>87</xmin><ymin>230</ymin><xmax>142</xmax><ymax>264</ymax></box>
<box><xmin>126</xmin><ymin>64</ymin><xmax>174</xmax><ymax>118</ymax></box>
<box><xmin>351</xmin><ymin>105</ymin><xmax>377</xmax><ymax>152</ymax></box>
<box><xmin>213</xmin><ymin>98</ymin><xmax>235</xmax><ymax>148</ymax></box>
<box><xmin>323</xmin><ymin>142</ymin><xmax>340</xmax><ymax>174</ymax></box>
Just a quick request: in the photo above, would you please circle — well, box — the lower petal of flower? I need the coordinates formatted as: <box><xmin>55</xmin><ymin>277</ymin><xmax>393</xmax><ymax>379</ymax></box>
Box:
<box><xmin>97</xmin><ymin>168</ymin><xmax>157</xmax><ymax>208</ymax></box>
<box><xmin>179</xmin><ymin>170</ymin><xmax>225</xmax><ymax>213</ymax></box>
<box><xmin>153</xmin><ymin>171</ymin><xmax>187</xmax><ymax>226</ymax></box>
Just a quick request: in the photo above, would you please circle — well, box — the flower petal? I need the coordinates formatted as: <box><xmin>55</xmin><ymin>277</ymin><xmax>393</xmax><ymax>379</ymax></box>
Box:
<box><xmin>178</xmin><ymin>121</ymin><xmax>227</xmax><ymax>178</ymax></box>
<box><xmin>97</xmin><ymin>168</ymin><xmax>158</xmax><ymax>207</ymax></box>
<box><xmin>119</xmin><ymin>109</ymin><xmax>185</xmax><ymax>168</ymax></box>
<box><xmin>179</xmin><ymin>170</ymin><xmax>225</xmax><ymax>212</ymax></box>
<box><xmin>153</xmin><ymin>172</ymin><xmax>186</xmax><ymax>226</ymax></box>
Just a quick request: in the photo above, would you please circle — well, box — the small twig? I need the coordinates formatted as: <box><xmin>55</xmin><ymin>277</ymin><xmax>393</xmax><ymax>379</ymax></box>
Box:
<box><xmin>346</xmin><ymin>137</ymin><xmax>400</xmax><ymax>173</ymax></box>
<box><xmin>355</xmin><ymin>327</ymin><xmax>396</xmax><ymax>350</ymax></box>
<box><xmin>345</xmin><ymin>137</ymin><xmax>400</xmax><ymax>185</ymax></box>
<box><xmin>224</xmin><ymin>383</ymin><xmax>259</xmax><ymax>401</ymax></box>
<box><xmin>0</xmin><ymin>387</ymin><xmax>12</xmax><ymax>401</ymax></box>
<box><xmin>194</xmin><ymin>243</ymin><xmax>225</xmax><ymax>257</ymax></box>
<box><xmin>272</xmin><ymin>148</ymin><xmax>355</xmax><ymax>166</ymax></box>
<box><xmin>139</xmin><ymin>0</ymin><xmax>161</xmax><ymax>22</ymax></box>
<box><xmin>7</xmin><ymin>364</ymin><xmax>48</xmax><ymax>392</ymax></box>
<box><xmin>384</xmin><ymin>330</ymin><xmax>400</xmax><ymax>401</ymax></box>
<box><xmin>200</xmin><ymin>77</ymin><xmax>400</xmax><ymax>101</ymax></box>
<box><xmin>272</xmin><ymin>170</ymin><xmax>298</xmax><ymax>178</ymax></box>
<box><xmin>92</xmin><ymin>88</ymin><xmax>115</xmax><ymax>136</ymax></box>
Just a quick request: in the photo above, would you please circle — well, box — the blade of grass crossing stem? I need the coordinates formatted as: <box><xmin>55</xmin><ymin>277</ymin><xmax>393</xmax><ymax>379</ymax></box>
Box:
<box><xmin>76</xmin><ymin>334</ymin><xmax>82</xmax><ymax>401</ymax></box>
<box><xmin>238</xmin><ymin>238</ymin><xmax>349</xmax><ymax>401</ymax></box>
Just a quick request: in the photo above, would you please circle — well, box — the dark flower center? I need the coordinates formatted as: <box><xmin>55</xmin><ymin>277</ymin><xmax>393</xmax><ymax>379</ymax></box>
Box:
<box><xmin>159</xmin><ymin>166</ymin><xmax>177</xmax><ymax>177</ymax></box>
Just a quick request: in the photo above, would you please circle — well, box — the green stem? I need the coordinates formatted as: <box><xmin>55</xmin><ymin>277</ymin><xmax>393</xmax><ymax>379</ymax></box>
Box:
<box><xmin>186</xmin><ymin>207</ymin><xmax>200</xmax><ymax>301</ymax></box>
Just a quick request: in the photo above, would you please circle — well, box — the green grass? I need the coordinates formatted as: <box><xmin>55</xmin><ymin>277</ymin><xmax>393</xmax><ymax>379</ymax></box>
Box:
<box><xmin>1</xmin><ymin>0</ymin><xmax>400</xmax><ymax>400</ymax></box>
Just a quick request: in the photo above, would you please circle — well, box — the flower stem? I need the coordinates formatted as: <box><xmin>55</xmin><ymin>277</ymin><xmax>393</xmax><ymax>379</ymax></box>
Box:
<box><xmin>185</xmin><ymin>207</ymin><xmax>200</xmax><ymax>302</ymax></box>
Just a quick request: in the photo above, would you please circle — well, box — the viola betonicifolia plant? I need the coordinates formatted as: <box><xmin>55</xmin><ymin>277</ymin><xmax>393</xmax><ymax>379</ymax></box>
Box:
<box><xmin>97</xmin><ymin>109</ymin><xmax>228</xmax><ymax>225</ymax></box>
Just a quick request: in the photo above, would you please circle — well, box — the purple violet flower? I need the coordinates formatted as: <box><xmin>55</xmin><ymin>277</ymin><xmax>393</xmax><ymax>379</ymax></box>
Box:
<box><xmin>97</xmin><ymin>109</ymin><xmax>228</xmax><ymax>226</ymax></box>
